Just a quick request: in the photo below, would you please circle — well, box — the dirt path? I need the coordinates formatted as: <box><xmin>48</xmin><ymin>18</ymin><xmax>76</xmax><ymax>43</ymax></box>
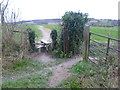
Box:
<box><xmin>48</xmin><ymin>55</ymin><xmax>82</xmax><ymax>87</ymax></box>
<box><xmin>31</xmin><ymin>53</ymin><xmax>56</xmax><ymax>62</ymax></box>
<box><xmin>31</xmin><ymin>53</ymin><xmax>82</xmax><ymax>87</ymax></box>
<box><xmin>37</xmin><ymin>26</ymin><xmax>52</xmax><ymax>43</ymax></box>
<box><xmin>36</xmin><ymin>26</ymin><xmax>82</xmax><ymax>87</ymax></box>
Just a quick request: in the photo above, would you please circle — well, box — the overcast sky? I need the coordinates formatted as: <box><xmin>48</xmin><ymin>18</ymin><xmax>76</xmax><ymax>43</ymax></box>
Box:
<box><xmin>3</xmin><ymin>0</ymin><xmax>119</xmax><ymax>20</ymax></box>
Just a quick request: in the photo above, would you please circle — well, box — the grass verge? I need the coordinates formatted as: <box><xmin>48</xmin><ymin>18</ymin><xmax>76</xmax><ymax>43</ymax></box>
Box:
<box><xmin>2</xmin><ymin>58</ymin><xmax>45</xmax><ymax>78</ymax></box>
<box><xmin>2</xmin><ymin>69</ymin><xmax>52</xmax><ymax>88</ymax></box>
<box><xmin>55</xmin><ymin>60</ymin><xmax>118</xmax><ymax>88</ymax></box>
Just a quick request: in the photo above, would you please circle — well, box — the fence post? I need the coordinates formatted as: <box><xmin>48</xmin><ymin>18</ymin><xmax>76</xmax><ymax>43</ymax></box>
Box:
<box><xmin>106</xmin><ymin>32</ymin><xmax>110</xmax><ymax>61</ymax></box>
<box><xmin>83</xmin><ymin>25</ymin><xmax>90</xmax><ymax>61</ymax></box>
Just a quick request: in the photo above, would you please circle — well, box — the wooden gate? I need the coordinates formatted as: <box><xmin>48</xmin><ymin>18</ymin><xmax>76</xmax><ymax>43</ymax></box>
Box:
<box><xmin>83</xmin><ymin>25</ymin><xmax>120</xmax><ymax>64</ymax></box>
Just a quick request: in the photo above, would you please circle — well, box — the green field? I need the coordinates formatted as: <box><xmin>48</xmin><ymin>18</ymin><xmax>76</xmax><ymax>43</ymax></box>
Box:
<box><xmin>41</xmin><ymin>25</ymin><xmax>118</xmax><ymax>43</ymax></box>
<box><xmin>42</xmin><ymin>25</ymin><xmax>62</xmax><ymax>35</ymax></box>
<box><xmin>41</xmin><ymin>25</ymin><xmax>118</xmax><ymax>42</ymax></box>
<box><xmin>21</xmin><ymin>25</ymin><xmax>43</xmax><ymax>40</ymax></box>
<box><xmin>90</xmin><ymin>27</ymin><xmax>118</xmax><ymax>42</ymax></box>
<box><xmin>42</xmin><ymin>25</ymin><xmax>62</xmax><ymax>31</ymax></box>
<box><xmin>13</xmin><ymin>25</ymin><xmax>42</xmax><ymax>43</ymax></box>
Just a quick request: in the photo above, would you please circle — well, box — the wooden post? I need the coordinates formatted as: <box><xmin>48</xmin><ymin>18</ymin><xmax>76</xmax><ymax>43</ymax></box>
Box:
<box><xmin>83</xmin><ymin>25</ymin><xmax>90</xmax><ymax>61</ymax></box>
<box><xmin>106</xmin><ymin>32</ymin><xmax>110</xmax><ymax>61</ymax></box>
<box><xmin>88</xmin><ymin>33</ymin><xmax>91</xmax><ymax>52</ymax></box>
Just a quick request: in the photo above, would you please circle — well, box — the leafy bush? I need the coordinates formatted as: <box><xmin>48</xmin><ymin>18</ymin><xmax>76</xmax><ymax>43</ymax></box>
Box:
<box><xmin>61</xmin><ymin>11</ymin><xmax>88</xmax><ymax>55</ymax></box>
<box><xmin>28</xmin><ymin>28</ymin><xmax>38</xmax><ymax>52</ymax></box>
<box><xmin>52</xmin><ymin>11</ymin><xmax>88</xmax><ymax>58</ymax></box>
<box><xmin>50</xmin><ymin>29</ymin><xmax>58</xmax><ymax>50</ymax></box>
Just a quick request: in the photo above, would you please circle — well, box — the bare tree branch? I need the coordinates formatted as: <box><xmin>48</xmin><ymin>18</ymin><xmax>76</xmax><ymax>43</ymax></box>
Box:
<box><xmin>1</xmin><ymin>0</ymin><xmax>9</xmax><ymax>25</ymax></box>
<box><xmin>0</xmin><ymin>0</ymin><xmax>4</xmax><ymax>4</ymax></box>
<box><xmin>3</xmin><ymin>0</ymin><xmax>9</xmax><ymax>11</ymax></box>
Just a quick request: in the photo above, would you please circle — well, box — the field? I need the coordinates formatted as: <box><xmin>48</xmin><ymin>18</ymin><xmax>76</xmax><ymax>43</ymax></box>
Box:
<box><xmin>90</xmin><ymin>26</ymin><xmax>118</xmax><ymax>42</ymax></box>
<box><xmin>21</xmin><ymin>25</ymin><xmax>43</xmax><ymax>40</ymax></box>
<box><xmin>42</xmin><ymin>25</ymin><xmax>62</xmax><ymax>36</ymax></box>
<box><xmin>19</xmin><ymin>25</ymin><xmax>118</xmax><ymax>43</ymax></box>
<box><xmin>11</xmin><ymin>25</ymin><xmax>42</xmax><ymax>44</ymax></box>
<box><xmin>41</xmin><ymin>25</ymin><xmax>118</xmax><ymax>43</ymax></box>
<box><xmin>42</xmin><ymin>25</ymin><xmax>62</xmax><ymax>31</ymax></box>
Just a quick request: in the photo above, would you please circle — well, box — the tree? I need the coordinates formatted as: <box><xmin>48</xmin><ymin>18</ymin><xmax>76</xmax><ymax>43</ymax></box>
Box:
<box><xmin>0</xmin><ymin>0</ymin><xmax>9</xmax><ymax>54</ymax></box>
<box><xmin>0</xmin><ymin>0</ymin><xmax>9</xmax><ymax>25</ymax></box>
<box><xmin>61</xmin><ymin>11</ymin><xmax>88</xmax><ymax>55</ymax></box>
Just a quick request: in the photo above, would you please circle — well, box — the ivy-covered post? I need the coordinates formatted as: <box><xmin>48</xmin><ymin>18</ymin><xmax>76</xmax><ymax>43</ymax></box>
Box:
<box><xmin>50</xmin><ymin>29</ymin><xmax>57</xmax><ymax>50</ymax></box>
<box><xmin>28</xmin><ymin>28</ymin><xmax>36</xmax><ymax>52</ymax></box>
<box><xmin>83</xmin><ymin>25</ymin><xmax>90</xmax><ymax>61</ymax></box>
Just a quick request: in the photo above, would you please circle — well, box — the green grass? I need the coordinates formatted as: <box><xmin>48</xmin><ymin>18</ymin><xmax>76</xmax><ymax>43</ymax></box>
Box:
<box><xmin>41</xmin><ymin>25</ymin><xmax>118</xmax><ymax>43</ymax></box>
<box><xmin>2</xmin><ymin>58</ymin><xmax>45</xmax><ymax>78</ymax></box>
<box><xmin>22</xmin><ymin>25</ymin><xmax>43</xmax><ymax>40</ymax></box>
<box><xmin>2</xmin><ymin>69</ymin><xmax>52</xmax><ymax>88</ymax></box>
<box><xmin>42</xmin><ymin>25</ymin><xmax>62</xmax><ymax>35</ymax></box>
<box><xmin>42</xmin><ymin>25</ymin><xmax>61</xmax><ymax>31</ymax></box>
<box><xmin>12</xmin><ymin>25</ymin><xmax>42</xmax><ymax>44</ymax></box>
<box><xmin>70</xmin><ymin>61</ymin><xmax>98</xmax><ymax>75</ymax></box>
<box><xmin>10</xmin><ymin>59</ymin><xmax>43</xmax><ymax>71</ymax></box>
<box><xmin>90</xmin><ymin>27</ymin><xmax>118</xmax><ymax>42</ymax></box>
<box><xmin>54</xmin><ymin>75</ymin><xmax>83</xmax><ymax>88</ymax></box>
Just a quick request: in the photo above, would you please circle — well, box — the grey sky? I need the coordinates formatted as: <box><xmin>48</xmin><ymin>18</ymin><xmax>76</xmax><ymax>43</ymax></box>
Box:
<box><xmin>4</xmin><ymin>0</ymin><xmax>119</xmax><ymax>20</ymax></box>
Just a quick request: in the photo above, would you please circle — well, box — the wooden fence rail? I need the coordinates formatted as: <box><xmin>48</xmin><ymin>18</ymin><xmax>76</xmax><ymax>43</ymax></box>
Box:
<box><xmin>90</xmin><ymin>32</ymin><xmax>120</xmax><ymax>42</ymax></box>
<box><xmin>13</xmin><ymin>30</ymin><xmax>28</xmax><ymax>34</ymax></box>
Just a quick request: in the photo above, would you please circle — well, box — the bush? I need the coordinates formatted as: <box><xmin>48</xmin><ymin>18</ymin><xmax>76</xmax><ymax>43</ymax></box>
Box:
<box><xmin>61</xmin><ymin>11</ymin><xmax>88</xmax><ymax>55</ymax></box>
<box><xmin>50</xmin><ymin>29</ymin><xmax>58</xmax><ymax>50</ymax></box>
<box><xmin>52</xmin><ymin>11</ymin><xmax>88</xmax><ymax>58</ymax></box>
<box><xmin>28</xmin><ymin>28</ymin><xmax>37</xmax><ymax>52</ymax></box>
